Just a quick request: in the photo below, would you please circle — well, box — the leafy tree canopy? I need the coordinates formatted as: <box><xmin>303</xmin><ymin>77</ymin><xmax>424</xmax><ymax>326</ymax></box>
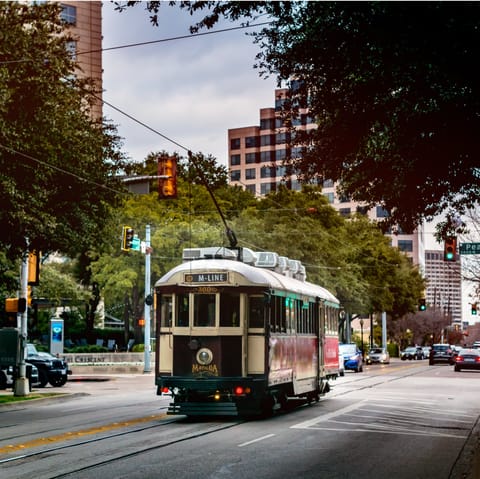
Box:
<box><xmin>118</xmin><ymin>1</ymin><xmax>480</xmax><ymax>233</ymax></box>
<box><xmin>0</xmin><ymin>2</ymin><xmax>127</xmax><ymax>261</ymax></box>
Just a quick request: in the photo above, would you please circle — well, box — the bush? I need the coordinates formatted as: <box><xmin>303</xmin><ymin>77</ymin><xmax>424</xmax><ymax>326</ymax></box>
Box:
<box><xmin>132</xmin><ymin>344</ymin><xmax>144</xmax><ymax>353</ymax></box>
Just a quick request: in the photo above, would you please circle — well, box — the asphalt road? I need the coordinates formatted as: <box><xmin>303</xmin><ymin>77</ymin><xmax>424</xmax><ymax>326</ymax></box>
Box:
<box><xmin>1</xmin><ymin>361</ymin><xmax>479</xmax><ymax>479</ymax></box>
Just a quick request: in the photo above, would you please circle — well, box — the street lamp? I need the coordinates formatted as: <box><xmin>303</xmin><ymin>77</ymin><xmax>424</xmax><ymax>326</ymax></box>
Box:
<box><xmin>360</xmin><ymin>318</ymin><xmax>364</xmax><ymax>358</ymax></box>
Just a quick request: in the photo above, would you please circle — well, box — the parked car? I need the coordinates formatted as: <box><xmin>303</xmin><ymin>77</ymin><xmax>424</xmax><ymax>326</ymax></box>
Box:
<box><xmin>429</xmin><ymin>344</ymin><xmax>456</xmax><ymax>365</ymax></box>
<box><xmin>422</xmin><ymin>346</ymin><xmax>431</xmax><ymax>359</ymax></box>
<box><xmin>400</xmin><ymin>346</ymin><xmax>423</xmax><ymax>360</ymax></box>
<box><xmin>366</xmin><ymin>347</ymin><xmax>390</xmax><ymax>365</ymax></box>
<box><xmin>0</xmin><ymin>363</ymin><xmax>40</xmax><ymax>390</ymax></box>
<box><xmin>339</xmin><ymin>343</ymin><xmax>363</xmax><ymax>373</ymax></box>
<box><xmin>454</xmin><ymin>348</ymin><xmax>480</xmax><ymax>372</ymax></box>
<box><xmin>26</xmin><ymin>343</ymin><xmax>71</xmax><ymax>387</ymax></box>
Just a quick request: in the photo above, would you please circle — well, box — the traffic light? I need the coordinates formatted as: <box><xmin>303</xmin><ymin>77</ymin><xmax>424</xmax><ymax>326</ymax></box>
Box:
<box><xmin>444</xmin><ymin>236</ymin><xmax>457</xmax><ymax>261</ymax></box>
<box><xmin>122</xmin><ymin>226</ymin><xmax>134</xmax><ymax>251</ymax></box>
<box><xmin>5</xmin><ymin>298</ymin><xmax>27</xmax><ymax>314</ymax></box>
<box><xmin>158</xmin><ymin>155</ymin><xmax>177</xmax><ymax>199</ymax></box>
<box><xmin>418</xmin><ymin>298</ymin><xmax>427</xmax><ymax>311</ymax></box>
<box><xmin>472</xmin><ymin>303</ymin><xmax>478</xmax><ymax>316</ymax></box>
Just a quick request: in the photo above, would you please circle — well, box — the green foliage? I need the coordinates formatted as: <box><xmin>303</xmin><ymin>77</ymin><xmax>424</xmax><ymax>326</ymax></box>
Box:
<box><xmin>0</xmin><ymin>2</ymin><xmax>127</xmax><ymax>261</ymax></box>
<box><xmin>127</xmin><ymin>1</ymin><xmax>480</xmax><ymax>231</ymax></box>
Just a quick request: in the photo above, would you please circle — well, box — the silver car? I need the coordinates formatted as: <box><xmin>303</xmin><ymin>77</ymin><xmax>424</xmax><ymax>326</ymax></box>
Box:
<box><xmin>366</xmin><ymin>347</ymin><xmax>390</xmax><ymax>364</ymax></box>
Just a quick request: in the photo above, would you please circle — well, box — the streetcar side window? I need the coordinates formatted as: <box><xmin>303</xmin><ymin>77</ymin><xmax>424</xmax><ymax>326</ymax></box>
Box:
<box><xmin>248</xmin><ymin>296</ymin><xmax>264</xmax><ymax>329</ymax></box>
<box><xmin>194</xmin><ymin>294</ymin><xmax>216</xmax><ymax>327</ymax></box>
<box><xmin>220</xmin><ymin>292</ymin><xmax>240</xmax><ymax>327</ymax></box>
<box><xmin>160</xmin><ymin>294</ymin><xmax>173</xmax><ymax>328</ymax></box>
<box><xmin>176</xmin><ymin>293</ymin><xmax>189</xmax><ymax>327</ymax></box>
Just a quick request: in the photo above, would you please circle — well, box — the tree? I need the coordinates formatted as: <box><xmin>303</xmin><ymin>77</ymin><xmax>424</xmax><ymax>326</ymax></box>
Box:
<box><xmin>0</xmin><ymin>2</ymin><xmax>126</xmax><ymax>261</ymax></box>
<box><xmin>118</xmin><ymin>1</ymin><xmax>480</xmax><ymax>233</ymax></box>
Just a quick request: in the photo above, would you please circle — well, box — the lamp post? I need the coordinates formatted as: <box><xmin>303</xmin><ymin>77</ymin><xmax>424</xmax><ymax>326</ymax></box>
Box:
<box><xmin>360</xmin><ymin>318</ymin><xmax>364</xmax><ymax>359</ymax></box>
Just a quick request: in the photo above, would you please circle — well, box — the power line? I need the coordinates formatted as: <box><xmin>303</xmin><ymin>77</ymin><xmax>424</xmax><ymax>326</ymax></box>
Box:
<box><xmin>78</xmin><ymin>22</ymin><xmax>271</xmax><ymax>56</ymax></box>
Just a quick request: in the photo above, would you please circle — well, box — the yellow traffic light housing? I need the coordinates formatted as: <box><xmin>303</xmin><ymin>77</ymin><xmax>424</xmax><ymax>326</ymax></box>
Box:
<box><xmin>122</xmin><ymin>226</ymin><xmax>134</xmax><ymax>251</ymax></box>
<box><xmin>158</xmin><ymin>155</ymin><xmax>177</xmax><ymax>199</ymax></box>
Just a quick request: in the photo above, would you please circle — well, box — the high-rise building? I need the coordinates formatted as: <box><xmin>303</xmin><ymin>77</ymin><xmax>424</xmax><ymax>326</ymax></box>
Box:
<box><xmin>60</xmin><ymin>1</ymin><xmax>102</xmax><ymax>118</ymax></box>
<box><xmin>424</xmin><ymin>250</ymin><xmax>462</xmax><ymax>324</ymax></box>
<box><xmin>228</xmin><ymin>88</ymin><xmax>425</xmax><ymax>267</ymax></box>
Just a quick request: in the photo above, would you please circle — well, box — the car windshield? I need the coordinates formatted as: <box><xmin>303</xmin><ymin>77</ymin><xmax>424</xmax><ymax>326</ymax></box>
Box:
<box><xmin>371</xmin><ymin>348</ymin><xmax>383</xmax><ymax>354</ymax></box>
<box><xmin>404</xmin><ymin>347</ymin><xmax>417</xmax><ymax>352</ymax></box>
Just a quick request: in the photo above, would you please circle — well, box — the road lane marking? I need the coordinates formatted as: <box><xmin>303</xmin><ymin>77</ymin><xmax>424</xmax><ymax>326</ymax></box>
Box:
<box><xmin>0</xmin><ymin>413</ymin><xmax>167</xmax><ymax>455</ymax></box>
<box><xmin>238</xmin><ymin>434</ymin><xmax>275</xmax><ymax>447</ymax></box>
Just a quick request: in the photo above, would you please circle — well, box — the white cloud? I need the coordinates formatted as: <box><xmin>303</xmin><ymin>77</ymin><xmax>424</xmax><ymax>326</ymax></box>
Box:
<box><xmin>102</xmin><ymin>2</ymin><xmax>277</xmax><ymax>165</ymax></box>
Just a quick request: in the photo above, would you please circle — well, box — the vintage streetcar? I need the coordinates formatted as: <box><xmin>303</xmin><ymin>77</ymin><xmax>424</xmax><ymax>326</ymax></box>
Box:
<box><xmin>154</xmin><ymin>247</ymin><xmax>341</xmax><ymax>417</ymax></box>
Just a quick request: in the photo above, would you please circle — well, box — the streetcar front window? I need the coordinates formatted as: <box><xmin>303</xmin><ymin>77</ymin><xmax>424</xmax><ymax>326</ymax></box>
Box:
<box><xmin>176</xmin><ymin>293</ymin><xmax>189</xmax><ymax>327</ymax></box>
<box><xmin>220</xmin><ymin>292</ymin><xmax>240</xmax><ymax>327</ymax></box>
<box><xmin>160</xmin><ymin>295</ymin><xmax>172</xmax><ymax>327</ymax></box>
<box><xmin>193</xmin><ymin>294</ymin><xmax>216</xmax><ymax>327</ymax></box>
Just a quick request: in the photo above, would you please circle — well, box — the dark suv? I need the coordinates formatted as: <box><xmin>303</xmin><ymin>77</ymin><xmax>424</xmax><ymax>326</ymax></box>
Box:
<box><xmin>429</xmin><ymin>344</ymin><xmax>456</xmax><ymax>365</ymax></box>
<box><xmin>26</xmin><ymin>344</ymin><xmax>71</xmax><ymax>387</ymax></box>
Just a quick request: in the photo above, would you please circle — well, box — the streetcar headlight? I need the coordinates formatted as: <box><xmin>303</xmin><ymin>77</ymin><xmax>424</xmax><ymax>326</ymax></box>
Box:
<box><xmin>196</xmin><ymin>348</ymin><xmax>213</xmax><ymax>365</ymax></box>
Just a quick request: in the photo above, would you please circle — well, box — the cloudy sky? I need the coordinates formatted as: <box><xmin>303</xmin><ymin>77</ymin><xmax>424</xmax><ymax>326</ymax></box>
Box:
<box><xmin>101</xmin><ymin>1</ymin><xmax>277</xmax><ymax>166</ymax></box>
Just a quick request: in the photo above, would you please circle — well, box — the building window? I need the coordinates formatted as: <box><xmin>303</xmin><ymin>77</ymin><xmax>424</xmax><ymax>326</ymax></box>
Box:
<box><xmin>323</xmin><ymin>179</ymin><xmax>334</xmax><ymax>188</ymax></box>
<box><xmin>275</xmin><ymin>97</ymin><xmax>287</xmax><ymax>111</ymax></box>
<box><xmin>230</xmin><ymin>170</ymin><xmax>240</xmax><ymax>181</ymax></box>
<box><xmin>398</xmin><ymin>240</ymin><xmax>413</xmax><ymax>252</ymax></box>
<box><xmin>323</xmin><ymin>192</ymin><xmax>334</xmax><ymax>203</ymax></box>
<box><xmin>339</xmin><ymin>194</ymin><xmax>350</xmax><ymax>203</ymax></box>
<box><xmin>260</xmin><ymin>134</ymin><xmax>275</xmax><ymax>146</ymax></box>
<box><xmin>60</xmin><ymin>4</ymin><xmax>77</xmax><ymax>25</ymax></box>
<box><xmin>261</xmin><ymin>166</ymin><xmax>276</xmax><ymax>178</ymax></box>
<box><xmin>339</xmin><ymin>208</ymin><xmax>351</xmax><ymax>217</ymax></box>
<box><xmin>260</xmin><ymin>150</ymin><xmax>274</xmax><ymax>163</ymax></box>
<box><xmin>230</xmin><ymin>154</ymin><xmax>241</xmax><ymax>166</ymax></box>
<box><xmin>245</xmin><ymin>152</ymin><xmax>259</xmax><ymax>164</ymax></box>
<box><xmin>260</xmin><ymin>182</ymin><xmax>276</xmax><ymax>195</ymax></box>
<box><xmin>245</xmin><ymin>136</ymin><xmax>259</xmax><ymax>148</ymax></box>
<box><xmin>291</xmin><ymin>146</ymin><xmax>303</xmax><ymax>158</ymax></box>
<box><xmin>275</xmin><ymin>149</ymin><xmax>287</xmax><ymax>161</ymax></box>
<box><xmin>245</xmin><ymin>168</ymin><xmax>256</xmax><ymax>180</ymax></box>
<box><xmin>276</xmin><ymin>132</ymin><xmax>291</xmax><ymax>145</ymax></box>
<box><xmin>66</xmin><ymin>40</ymin><xmax>77</xmax><ymax>60</ymax></box>
<box><xmin>356</xmin><ymin>205</ymin><xmax>369</xmax><ymax>215</ymax></box>
<box><xmin>230</xmin><ymin>138</ymin><xmax>241</xmax><ymax>150</ymax></box>
<box><xmin>245</xmin><ymin>184</ymin><xmax>256</xmax><ymax>194</ymax></box>
<box><xmin>260</xmin><ymin>118</ymin><xmax>275</xmax><ymax>130</ymax></box>
<box><xmin>376</xmin><ymin>206</ymin><xmax>389</xmax><ymax>218</ymax></box>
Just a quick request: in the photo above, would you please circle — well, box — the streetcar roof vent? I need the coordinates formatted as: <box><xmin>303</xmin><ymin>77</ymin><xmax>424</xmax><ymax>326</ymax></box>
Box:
<box><xmin>295</xmin><ymin>264</ymin><xmax>306</xmax><ymax>281</ymax></box>
<box><xmin>239</xmin><ymin>247</ymin><xmax>258</xmax><ymax>265</ymax></box>
<box><xmin>288</xmin><ymin>259</ymin><xmax>301</xmax><ymax>274</ymax></box>
<box><xmin>255</xmin><ymin>251</ymin><xmax>279</xmax><ymax>269</ymax></box>
<box><xmin>276</xmin><ymin>256</ymin><xmax>289</xmax><ymax>274</ymax></box>
<box><xmin>182</xmin><ymin>247</ymin><xmax>236</xmax><ymax>261</ymax></box>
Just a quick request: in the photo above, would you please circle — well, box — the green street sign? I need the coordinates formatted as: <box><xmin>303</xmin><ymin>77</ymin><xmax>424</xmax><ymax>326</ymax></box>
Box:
<box><xmin>459</xmin><ymin>242</ymin><xmax>480</xmax><ymax>255</ymax></box>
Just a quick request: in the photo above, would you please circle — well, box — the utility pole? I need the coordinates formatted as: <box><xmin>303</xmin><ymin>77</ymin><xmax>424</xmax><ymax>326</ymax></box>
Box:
<box><xmin>14</xmin><ymin>250</ymin><xmax>30</xmax><ymax>396</ymax></box>
<box><xmin>143</xmin><ymin>224</ymin><xmax>152</xmax><ymax>373</ymax></box>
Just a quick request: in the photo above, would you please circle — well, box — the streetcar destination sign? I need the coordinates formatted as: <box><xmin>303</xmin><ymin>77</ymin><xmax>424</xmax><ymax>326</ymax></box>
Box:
<box><xmin>459</xmin><ymin>242</ymin><xmax>480</xmax><ymax>255</ymax></box>
<box><xmin>184</xmin><ymin>273</ymin><xmax>228</xmax><ymax>283</ymax></box>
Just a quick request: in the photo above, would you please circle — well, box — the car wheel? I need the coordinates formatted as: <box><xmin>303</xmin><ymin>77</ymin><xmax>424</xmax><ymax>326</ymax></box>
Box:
<box><xmin>38</xmin><ymin>369</ymin><xmax>49</xmax><ymax>388</ymax></box>
<box><xmin>339</xmin><ymin>371</ymin><xmax>344</xmax><ymax>377</ymax></box>
<box><xmin>49</xmin><ymin>376</ymin><xmax>67</xmax><ymax>387</ymax></box>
